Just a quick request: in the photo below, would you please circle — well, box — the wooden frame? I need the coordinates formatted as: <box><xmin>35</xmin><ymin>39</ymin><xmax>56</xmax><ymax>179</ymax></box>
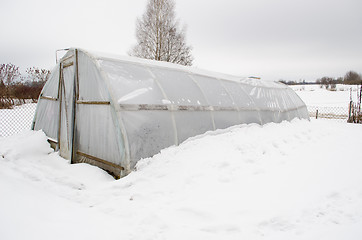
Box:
<box><xmin>76</xmin><ymin>101</ymin><xmax>111</xmax><ymax>105</ymax></box>
<box><xmin>117</xmin><ymin>103</ymin><xmax>303</xmax><ymax>113</ymax></box>
<box><xmin>40</xmin><ymin>96</ymin><xmax>58</xmax><ymax>101</ymax></box>
<box><xmin>76</xmin><ymin>151</ymin><xmax>124</xmax><ymax>171</ymax></box>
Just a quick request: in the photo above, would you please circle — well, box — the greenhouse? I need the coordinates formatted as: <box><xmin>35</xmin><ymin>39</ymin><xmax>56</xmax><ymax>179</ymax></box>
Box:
<box><xmin>32</xmin><ymin>48</ymin><xmax>309</xmax><ymax>178</ymax></box>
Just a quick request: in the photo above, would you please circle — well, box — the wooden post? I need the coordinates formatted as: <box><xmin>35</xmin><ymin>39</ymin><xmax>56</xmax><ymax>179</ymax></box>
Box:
<box><xmin>71</xmin><ymin>49</ymin><xmax>79</xmax><ymax>164</ymax></box>
<box><xmin>316</xmin><ymin>109</ymin><xmax>318</xmax><ymax>119</ymax></box>
<box><xmin>348</xmin><ymin>101</ymin><xmax>353</xmax><ymax>123</ymax></box>
<box><xmin>57</xmin><ymin>63</ymin><xmax>63</xmax><ymax>151</ymax></box>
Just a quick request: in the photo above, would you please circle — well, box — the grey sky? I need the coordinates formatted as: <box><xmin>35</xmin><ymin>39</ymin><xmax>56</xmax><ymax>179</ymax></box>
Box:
<box><xmin>1</xmin><ymin>0</ymin><xmax>361</xmax><ymax>81</ymax></box>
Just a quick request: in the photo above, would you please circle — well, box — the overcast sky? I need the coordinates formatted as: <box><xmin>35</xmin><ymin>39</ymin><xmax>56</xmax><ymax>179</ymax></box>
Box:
<box><xmin>1</xmin><ymin>0</ymin><xmax>361</xmax><ymax>82</ymax></box>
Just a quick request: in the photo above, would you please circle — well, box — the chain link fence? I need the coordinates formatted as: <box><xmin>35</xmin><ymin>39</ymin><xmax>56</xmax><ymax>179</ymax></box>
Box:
<box><xmin>0</xmin><ymin>103</ymin><xmax>37</xmax><ymax>137</ymax></box>
<box><xmin>307</xmin><ymin>106</ymin><xmax>349</xmax><ymax>121</ymax></box>
<box><xmin>0</xmin><ymin>103</ymin><xmax>355</xmax><ymax>138</ymax></box>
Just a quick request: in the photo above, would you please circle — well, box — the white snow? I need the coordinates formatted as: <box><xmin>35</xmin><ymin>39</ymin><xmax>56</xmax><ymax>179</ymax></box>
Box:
<box><xmin>1</xmin><ymin>119</ymin><xmax>362</xmax><ymax>240</ymax></box>
<box><xmin>290</xmin><ymin>84</ymin><xmax>359</xmax><ymax>108</ymax></box>
<box><xmin>0</xmin><ymin>103</ymin><xmax>36</xmax><ymax>137</ymax></box>
<box><xmin>91</xmin><ymin>49</ymin><xmax>287</xmax><ymax>88</ymax></box>
<box><xmin>162</xmin><ymin>99</ymin><xmax>172</xmax><ymax>104</ymax></box>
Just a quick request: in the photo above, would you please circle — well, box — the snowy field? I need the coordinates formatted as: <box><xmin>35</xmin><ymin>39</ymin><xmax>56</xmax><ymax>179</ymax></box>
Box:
<box><xmin>290</xmin><ymin>84</ymin><xmax>359</xmax><ymax>108</ymax></box>
<box><xmin>1</xmin><ymin>85</ymin><xmax>362</xmax><ymax>240</ymax></box>
<box><xmin>290</xmin><ymin>84</ymin><xmax>359</xmax><ymax>120</ymax></box>
<box><xmin>0</xmin><ymin>103</ymin><xmax>36</xmax><ymax>137</ymax></box>
<box><xmin>1</xmin><ymin>120</ymin><xmax>362</xmax><ymax>240</ymax></box>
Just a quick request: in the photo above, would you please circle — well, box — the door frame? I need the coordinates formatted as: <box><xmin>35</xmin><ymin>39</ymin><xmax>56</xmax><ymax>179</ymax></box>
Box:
<box><xmin>57</xmin><ymin>49</ymin><xmax>79</xmax><ymax>163</ymax></box>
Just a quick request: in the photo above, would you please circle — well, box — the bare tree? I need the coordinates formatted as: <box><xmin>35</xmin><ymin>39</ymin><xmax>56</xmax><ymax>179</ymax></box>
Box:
<box><xmin>13</xmin><ymin>83</ymin><xmax>29</xmax><ymax>104</ymax></box>
<box><xmin>0</xmin><ymin>79</ymin><xmax>9</xmax><ymax>108</ymax></box>
<box><xmin>26</xmin><ymin>67</ymin><xmax>50</xmax><ymax>102</ymax></box>
<box><xmin>0</xmin><ymin>65</ymin><xmax>50</xmax><ymax>108</ymax></box>
<box><xmin>317</xmin><ymin>76</ymin><xmax>338</xmax><ymax>90</ymax></box>
<box><xmin>26</xmin><ymin>67</ymin><xmax>51</xmax><ymax>83</ymax></box>
<box><xmin>0</xmin><ymin>63</ymin><xmax>20</xmax><ymax>85</ymax></box>
<box><xmin>129</xmin><ymin>0</ymin><xmax>193</xmax><ymax>66</ymax></box>
<box><xmin>344</xmin><ymin>71</ymin><xmax>361</xmax><ymax>85</ymax></box>
<box><xmin>0</xmin><ymin>63</ymin><xmax>21</xmax><ymax>107</ymax></box>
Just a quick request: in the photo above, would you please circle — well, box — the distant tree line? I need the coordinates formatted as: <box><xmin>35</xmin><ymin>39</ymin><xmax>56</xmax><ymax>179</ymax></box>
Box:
<box><xmin>0</xmin><ymin>63</ymin><xmax>50</xmax><ymax>109</ymax></box>
<box><xmin>279</xmin><ymin>71</ymin><xmax>362</xmax><ymax>89</ymax></box>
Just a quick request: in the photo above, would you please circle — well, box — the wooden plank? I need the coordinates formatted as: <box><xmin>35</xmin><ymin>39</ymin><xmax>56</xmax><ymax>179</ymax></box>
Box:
<box><xmin>76</xmin><ymin>151</ymin><xmax>124</xmax><ymax>171</ymax></box>
<box><xmin>61</xmin><ymin>54</ymin><xmax>74</xmax><ymax>62</ymax></box>
<box><xmin>40</xmin><ymin>96</ymin><xmax>58</xmax><ymax>101</ymax></box>
<box><xmin>119</xmin><ymin>103</ymin><xmax>256</xmax><ymax>112</ymax></box>
<box><xmin>47</xmin><ymin>137</ymin><xmax>58</xmax><ymax>144</ymax></box>
<box><xmin>47</xmin><ymin>138</ymin><xmax>58</xmax><ymax>150</ymax></box>
<box><xmin>76</xmin><ymin>100</ymin><xmax>111</xmax><ymax>105</ymax></box>
<box><xmin>63</xmin><ymin>62</ymin><xmax>74</xmax><ymax>68</ymax></box>
<box><xmin>57</xmin><ymin>62</ymin><xmax>63</xmax><ymax>150</ymax></box>
<box><xmin>139</xmin><ymin>104</ymin><xmax>168</xmax><ymax>110</ymax></box>
<box><xmin>71</xmin><ymin>49</ymin><xmax>79</xmax><ymax>164</ymax></box>
<box><xmin>117</xmin><ymin>103</ymin><xmax>307</xmax><ymax>113</ymax></box>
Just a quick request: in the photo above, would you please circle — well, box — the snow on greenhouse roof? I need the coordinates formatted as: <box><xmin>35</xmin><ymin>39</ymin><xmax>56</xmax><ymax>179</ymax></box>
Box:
<box><xmin>76</xmin><ymin>48</ymin><xmax>288</xmax><ymax>89</ymax></box>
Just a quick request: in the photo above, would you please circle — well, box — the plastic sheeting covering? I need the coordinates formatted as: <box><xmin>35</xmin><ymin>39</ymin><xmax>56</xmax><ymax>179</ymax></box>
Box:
<box><xmin>33</xmin><ymin>65</ymin><xmax>60</xmax><ymax>140</ymax></box>
<box><xmin>33</xmin><ymin>48</ymin><xmax>309</xmax><ymax>178</ymax></box>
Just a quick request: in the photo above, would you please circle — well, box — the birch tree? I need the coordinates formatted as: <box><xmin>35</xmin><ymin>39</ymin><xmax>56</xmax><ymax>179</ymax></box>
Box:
<box><xmin>129</xmin><ymin>0</ymin><xmax>193</xmax><ymax>66</ymax></box>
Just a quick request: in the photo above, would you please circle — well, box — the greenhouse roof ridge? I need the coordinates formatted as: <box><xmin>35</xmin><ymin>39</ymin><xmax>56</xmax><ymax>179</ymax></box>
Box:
<box><xmin>69</xmin><ymin>48</ymin><xmax>288</xmax><ymax>90</ymax></box>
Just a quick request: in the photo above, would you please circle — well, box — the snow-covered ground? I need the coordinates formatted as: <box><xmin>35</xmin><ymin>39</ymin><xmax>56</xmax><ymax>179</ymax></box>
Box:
<box><xmin>1</xmin><ymin>85</ymin><xmax>362</xmax><ymax>239</ymax></box>
<box><xmin>0</xmin><ymin>103</ymin><xmax>36</xmax><ymax>137</ymax></box>
<box><xmin>290</xmin><ymin>84</ymin><xmax>360</xmax><ymax>120</ymax></box>
<box><xmin>1</xmin><ymin>119</ymin><xmax>362</xmax><ymax>240</ymax></box>
<box><xmin>290</xmin><ymin>84</ymin><xmax>359</xmax><ymax>108</ymax></box>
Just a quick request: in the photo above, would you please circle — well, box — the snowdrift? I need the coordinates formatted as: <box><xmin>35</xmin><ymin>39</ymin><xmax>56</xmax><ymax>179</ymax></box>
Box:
<box><xmin>1</xmin><ymin>120</ymin><xmax>362</xmax><ymax>240</ymax></box>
